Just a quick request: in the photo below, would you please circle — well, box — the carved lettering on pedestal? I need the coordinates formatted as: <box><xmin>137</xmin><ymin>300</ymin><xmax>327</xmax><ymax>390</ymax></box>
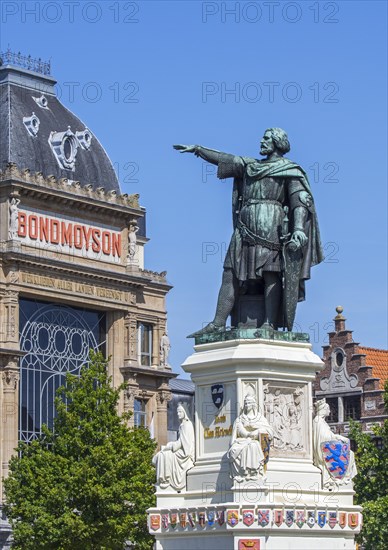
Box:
<box><xmin>204</xmin><ymin>426</ymin><xmax>233</xmax><ymax>439</ymax></box>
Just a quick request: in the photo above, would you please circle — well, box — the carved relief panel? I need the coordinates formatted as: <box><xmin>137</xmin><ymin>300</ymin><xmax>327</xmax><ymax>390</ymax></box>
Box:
<box><xmin>263</xmin><ymin>381</ymin><xmax>309</xmax><ymax>458</ymax></box>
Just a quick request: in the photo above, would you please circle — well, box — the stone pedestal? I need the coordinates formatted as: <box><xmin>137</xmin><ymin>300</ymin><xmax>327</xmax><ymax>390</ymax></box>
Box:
<box><xmin>149</xmin><ymin>337</ymin><xmax>362</xmax><ymax>549</ymax></box>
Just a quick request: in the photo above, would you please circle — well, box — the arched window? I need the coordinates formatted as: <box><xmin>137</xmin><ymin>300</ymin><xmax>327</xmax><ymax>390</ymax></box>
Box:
<box><xmin>19</xmin><ymin>299</ymin><xmax>106</xmax><ymax>443</ymax></box>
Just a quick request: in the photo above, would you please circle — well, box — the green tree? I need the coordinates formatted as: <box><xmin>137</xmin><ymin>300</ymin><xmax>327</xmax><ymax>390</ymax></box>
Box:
<box><xmin>350</xmin><ymin>380</ymin><xmax>388</xmax><ymax>550</ymax></box>
<box><xmin>4</xmin><ymin>350</ymin><xmax>156</xmax><ymax>550</ymax></box>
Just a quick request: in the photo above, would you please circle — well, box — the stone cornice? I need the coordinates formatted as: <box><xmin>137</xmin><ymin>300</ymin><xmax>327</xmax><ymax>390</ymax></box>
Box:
<box><xmin>121</xmin><ymin>364</ymin><xmax>177</xmax><ymax>380</ymax></box>
<box><xmin>0</xmin><ymin>243</ymin><xmax>172</xmax><ymax>291</ymax></box>
<box><xmin>0</xmin><ymin>163</ymin><xmax>142</xmax><ymax>217</ymax></box>
<box><xmin>0</xmin><ymin>349</ymin><xmax>25</xmax><ymax>358</ymax></box>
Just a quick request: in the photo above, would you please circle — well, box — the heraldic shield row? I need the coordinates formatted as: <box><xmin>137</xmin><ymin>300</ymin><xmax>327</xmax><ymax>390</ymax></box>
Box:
<box><xmin>149</xmin><ymin>508</ymin><xmax>361</xmax><ymax>532</ymax></box>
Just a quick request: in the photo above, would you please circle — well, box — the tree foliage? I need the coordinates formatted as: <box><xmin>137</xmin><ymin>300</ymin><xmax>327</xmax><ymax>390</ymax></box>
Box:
<box><xmin>350</xmin><ymin>380</ymin><xmax>388</xmax><ymax>550</ymax></box>
<box><xmin>4</xmin><ymin>351</ymin><xmax>156</xmax><ymax>550</ymax></box>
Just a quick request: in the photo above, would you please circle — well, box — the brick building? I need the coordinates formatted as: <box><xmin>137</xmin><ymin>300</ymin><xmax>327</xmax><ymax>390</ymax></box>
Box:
<box><xmin>314</xmin><ymin>306</ymin><xmax>388</xmax><ymax>436</ymax></box>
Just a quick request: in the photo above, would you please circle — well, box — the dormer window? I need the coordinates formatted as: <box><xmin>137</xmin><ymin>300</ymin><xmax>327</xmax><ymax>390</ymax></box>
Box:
<box><xmin>33</xmin><ymin>94</ymin><xmax>49</xmax><ymax>109</ymax></box>
<box><xmin>48</xmin><ymin>127</ymin><xmax>79</xmax><ymax>170</ymax></box>
<box><xmin>76</xmin><ymin>129</ymin><xmax>92</xmax><ymax>150</ymax></box>
<box><xmin>23</xmin><ymin>112</ymin><xmax>40</xmax><ymax>137</ymax></box>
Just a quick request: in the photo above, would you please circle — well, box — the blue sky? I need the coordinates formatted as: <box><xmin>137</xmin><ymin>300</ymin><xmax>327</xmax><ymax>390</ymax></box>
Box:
<box><xmin>2</xmin><ymin>1</ymin><xmax>387</xmax><ymax>376</ymax></box>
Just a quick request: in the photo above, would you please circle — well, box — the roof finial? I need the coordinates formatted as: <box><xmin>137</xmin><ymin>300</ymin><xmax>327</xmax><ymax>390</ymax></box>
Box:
<box><xmin>335</xmin><ymin>306</ymin><xmax>344</xmax><ymax>319</ymax></box>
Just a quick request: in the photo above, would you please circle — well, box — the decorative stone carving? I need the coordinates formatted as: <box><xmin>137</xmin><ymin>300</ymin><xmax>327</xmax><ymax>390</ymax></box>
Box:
<box><xmin>0</xmin><ymin>163</ymin><xmax>139</xmax><ymax>208</ymax></box>
<box><xmin>319</xmin><ymin>348</ymin><xmax>358</xmax><ymax>392</ymax></box>
<box><xmin>123</xmin><ymin>374</ymin><xmax>138</xmax><ymax>412</ymax></box>
<box><xmin>159</xmin><ymin>332</ymin><xmax>171</xmax><ymax>368</ymax></box>
<box><xmin>2</xmin><ymin>370</ymin><xmax>19</xmax><ymax>390</ymax></box>
<box><xmin>152</xmin><ymin>402</ymin><xmax>195</xmax><ymax>491</ymax></box>
<box><xmin>156</xmin><ymin>390</ymin><xmax>172</xmax><ymax>407</ymax></box>
<box><xmin>313</xmin><ymin>399</ymin><xmax>357</xmax><ymax>489</ymax></box>
<box><xmin>3</xmin><ymin>290</ymin><xmax>18</xmax><ymax>340</ymax></box>
<box><xmin>263</xmin><ymin>384</ymin><xmax>305</xmax><ymax>452</ymax></box>
<box><xmin>140</xmin><ymin>269</ymin><xmax>167</xmax><ymax>283</ymax></box>
<box><xmin>127</xmin><ymin>223</ymin><xmax>139</xmax><ymax>265</ymax></box>
<box><xmin>7</xmin><ymin>267</ymin><xmax>19</xmax><ymax>284</ymax></box>
<box><xmin>9</xmin><ymin>197</ymin><xmax>20</xmax><ymax>239</ymax></box>
<box><xmin>227</xmin><ymin>393</ymin><xmax>273</xmax><ymax>483</ymax></box>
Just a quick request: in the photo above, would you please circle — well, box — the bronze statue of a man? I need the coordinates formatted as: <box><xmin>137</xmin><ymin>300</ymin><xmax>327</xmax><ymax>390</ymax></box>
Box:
<box><xmin>174</xmin><ymin>128</ymin><xmax>323</xmax><ymax>334</ymax></box>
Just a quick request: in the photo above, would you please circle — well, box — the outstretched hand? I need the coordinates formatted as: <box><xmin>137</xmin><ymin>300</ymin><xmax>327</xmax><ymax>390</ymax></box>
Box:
<box><xmin>173</xmin><ymin>144</ymin><xmax>197</xmax><ymax>154</ymax></box>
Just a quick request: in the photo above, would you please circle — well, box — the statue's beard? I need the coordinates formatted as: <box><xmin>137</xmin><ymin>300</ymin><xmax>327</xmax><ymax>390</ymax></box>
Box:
<box><xmin>260</xmin><ymin>146</ymin><xmax>272</xmax><ymax>156</ymax></box>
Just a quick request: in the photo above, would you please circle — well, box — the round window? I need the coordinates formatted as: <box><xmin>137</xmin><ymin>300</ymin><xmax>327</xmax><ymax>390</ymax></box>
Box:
<box><xmin>336</xmin><ymin>352</ymin><xmax>343</xmax><ymax>367</ymax></box>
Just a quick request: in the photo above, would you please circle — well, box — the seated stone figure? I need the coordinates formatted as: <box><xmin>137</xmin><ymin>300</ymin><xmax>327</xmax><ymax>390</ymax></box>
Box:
<box><xmin>313</xmin><ymin>398</ymin><xmax>357</xmax><ymax>489</ymax></box>
<box><xmin>152</xmin><ymin>402</ymin><xmax>195</xmax><ymax>491</ymax></box>
<box><xmin>228</xmin><ymin>394</ymin><xmax>273</xmax><ymax>482</ymax></box>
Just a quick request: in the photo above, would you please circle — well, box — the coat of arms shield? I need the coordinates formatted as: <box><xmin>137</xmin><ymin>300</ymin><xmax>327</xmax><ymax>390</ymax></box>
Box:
<box><xmin>348</xmin><ymin>513</ymin><xmax>359</xmax><ymax>528</ymax></box>
<box><xmin>217</xmin><ymin>510</ymin><xmax>225</xmax><ymax>526</ymax></box>
<box><xmin>328</xmin><ymin>511</ymin><xmax>337</xmax><ymax>528</ymax></box>
<box><xmin>243</xmin><ymin>510</ymin><xmax>255</xmax><ymax>526</ymax></box>
<box><xmin>198</xmin><ymin>512</ymin><xmax>206</xmax><ymax>527</ymax></box>
<box><xmin>161</xmin><ymin>514</ymin><xmax>169</xmax><ymax>529</ymax></box>
<box><xmin>179</xmin><ymin>512</ymin><xmax>187</xmax><ymax>528</ymax></box>
<box><xmin>257</xmin><ymin>509</ymin><xmax>270</xmax><ymax>527</ymax></box>
<box><xmin>207</xmin><ymin>510</ymin><xmax>215</xmax><ymax>526</ymax></box>
<box><xmin>227</xmin><ymin>510</ymin><xmax>239</xmax><ymax>527</ymax></box>
<box><xmin>150</xmin><ymin>514</ymin><xmax>161</xmax><ymax>531</ymax></box>
<box><xmin>274</xmin><ymin>510</ymin><xmax>283</xmax><ymax>527</ymax></box>
<box><xmin>317</xmin><ymin>511</ymin><xmax>326</xmax><ymax>527</ymax></box>
<box><xmin>296</xmin><ymin>510</ymin><xmax>305</xmax><ymax>528</ymax></box>
<box><xmin>170</xmin><ymin>513</ymin><xmax>178</xmax><ymax>529</ymax></box>
<box><xmin>211</xmin><ymin>384</ymin><xmax>224</xmax><ymax>409</ymax></box>
<box><xmin>321</xmin><ymin>440</ymin><xmax>350</xmax><ymax>479</ymax></box>
<box><xmin>339</xmin><ymin>512</ymin><xmax>346</xmax><ymax>528</ymax></box>
<box><xmin>285</xmin><ymin>510</ymin><xmax>294</xmax><ymax>527</ymax></box>
<box><xmin>188</xmin><ymin>512</ymin><xmax>196</xmax><ymax>527</ymax></box>
<box><xmin>307</xmin><ymin>511</ymin><xmax>315</xmax><ymax>527</ymax></box>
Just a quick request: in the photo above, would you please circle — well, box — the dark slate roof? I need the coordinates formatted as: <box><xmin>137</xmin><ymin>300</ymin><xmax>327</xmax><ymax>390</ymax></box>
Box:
<box><xmin>169</xmin><ymin>378</ymin><xmax>195</xmax><ymax>394</ymax></box>
<box><xmin>0</xmin><ymin>65</ymin><xmax>120</xmax><ymax>192</ymax></box>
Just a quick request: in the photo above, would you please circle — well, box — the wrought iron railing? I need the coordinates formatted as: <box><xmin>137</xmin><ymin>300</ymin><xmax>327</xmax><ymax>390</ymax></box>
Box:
<box><xmin>0</xmin><ymin>48</ymin><xmax>51</xmax><ymax>75</ymax></box>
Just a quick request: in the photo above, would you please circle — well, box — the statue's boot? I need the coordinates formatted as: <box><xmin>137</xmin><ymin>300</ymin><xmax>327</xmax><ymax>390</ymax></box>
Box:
<box><xmin>187</xmin><ymin>322</ymin><xmax>224</xmax><ymax>338</ymax></box>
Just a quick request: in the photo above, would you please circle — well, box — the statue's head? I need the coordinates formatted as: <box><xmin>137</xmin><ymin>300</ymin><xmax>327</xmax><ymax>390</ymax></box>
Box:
<box><xmin>177</xmin><ymin>402</ymin><xmax>190</xmax><ymax>421</ymax></box>
<box><xmin>314</xmin><ymin>398</ymin><xmax>329</xmax><ymax>417</ymax></box>
<box><xmin>260</xmin><ymin>128</ymin><xmax>290</xmax><ymax>156</ymax></box>
<box><xmin>243</xmin><ymin>394</ymin><xmax>257</xmax><ymax>413</ymax></box>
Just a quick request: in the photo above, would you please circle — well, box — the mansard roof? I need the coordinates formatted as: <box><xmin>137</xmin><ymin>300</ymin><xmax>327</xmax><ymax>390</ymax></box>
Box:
<box><xmin>0</xmin><ymin>55</ymin><xmax>120</xmax><ymax>193</ymax></box>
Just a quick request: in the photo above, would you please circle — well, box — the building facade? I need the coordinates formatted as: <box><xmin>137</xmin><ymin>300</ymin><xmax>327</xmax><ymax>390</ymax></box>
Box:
<box><xmin>0</xmin><ymin>51</ymin><xmax>175</xmax><ymax>542</ymax></box>
<box><xmin>314</xmin><ymin>306</ymin><xmax>388</xmax><ymax>437</ymax></box>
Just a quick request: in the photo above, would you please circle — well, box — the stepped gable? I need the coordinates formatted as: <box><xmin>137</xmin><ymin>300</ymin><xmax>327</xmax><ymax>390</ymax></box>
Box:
<box><xmin>317</xmin><ymin>307</ymin><xmax>387</xmax><ymax>394</ymax></box>
<box><xmin>0</xmin><ymin>50</ymin><xmax>120</xmax><ymax>192</ymax></box>
<box><xmin>314</xmin><ymin>306</ymin><xmax>387</xmax><ymax>433</ymax></box>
